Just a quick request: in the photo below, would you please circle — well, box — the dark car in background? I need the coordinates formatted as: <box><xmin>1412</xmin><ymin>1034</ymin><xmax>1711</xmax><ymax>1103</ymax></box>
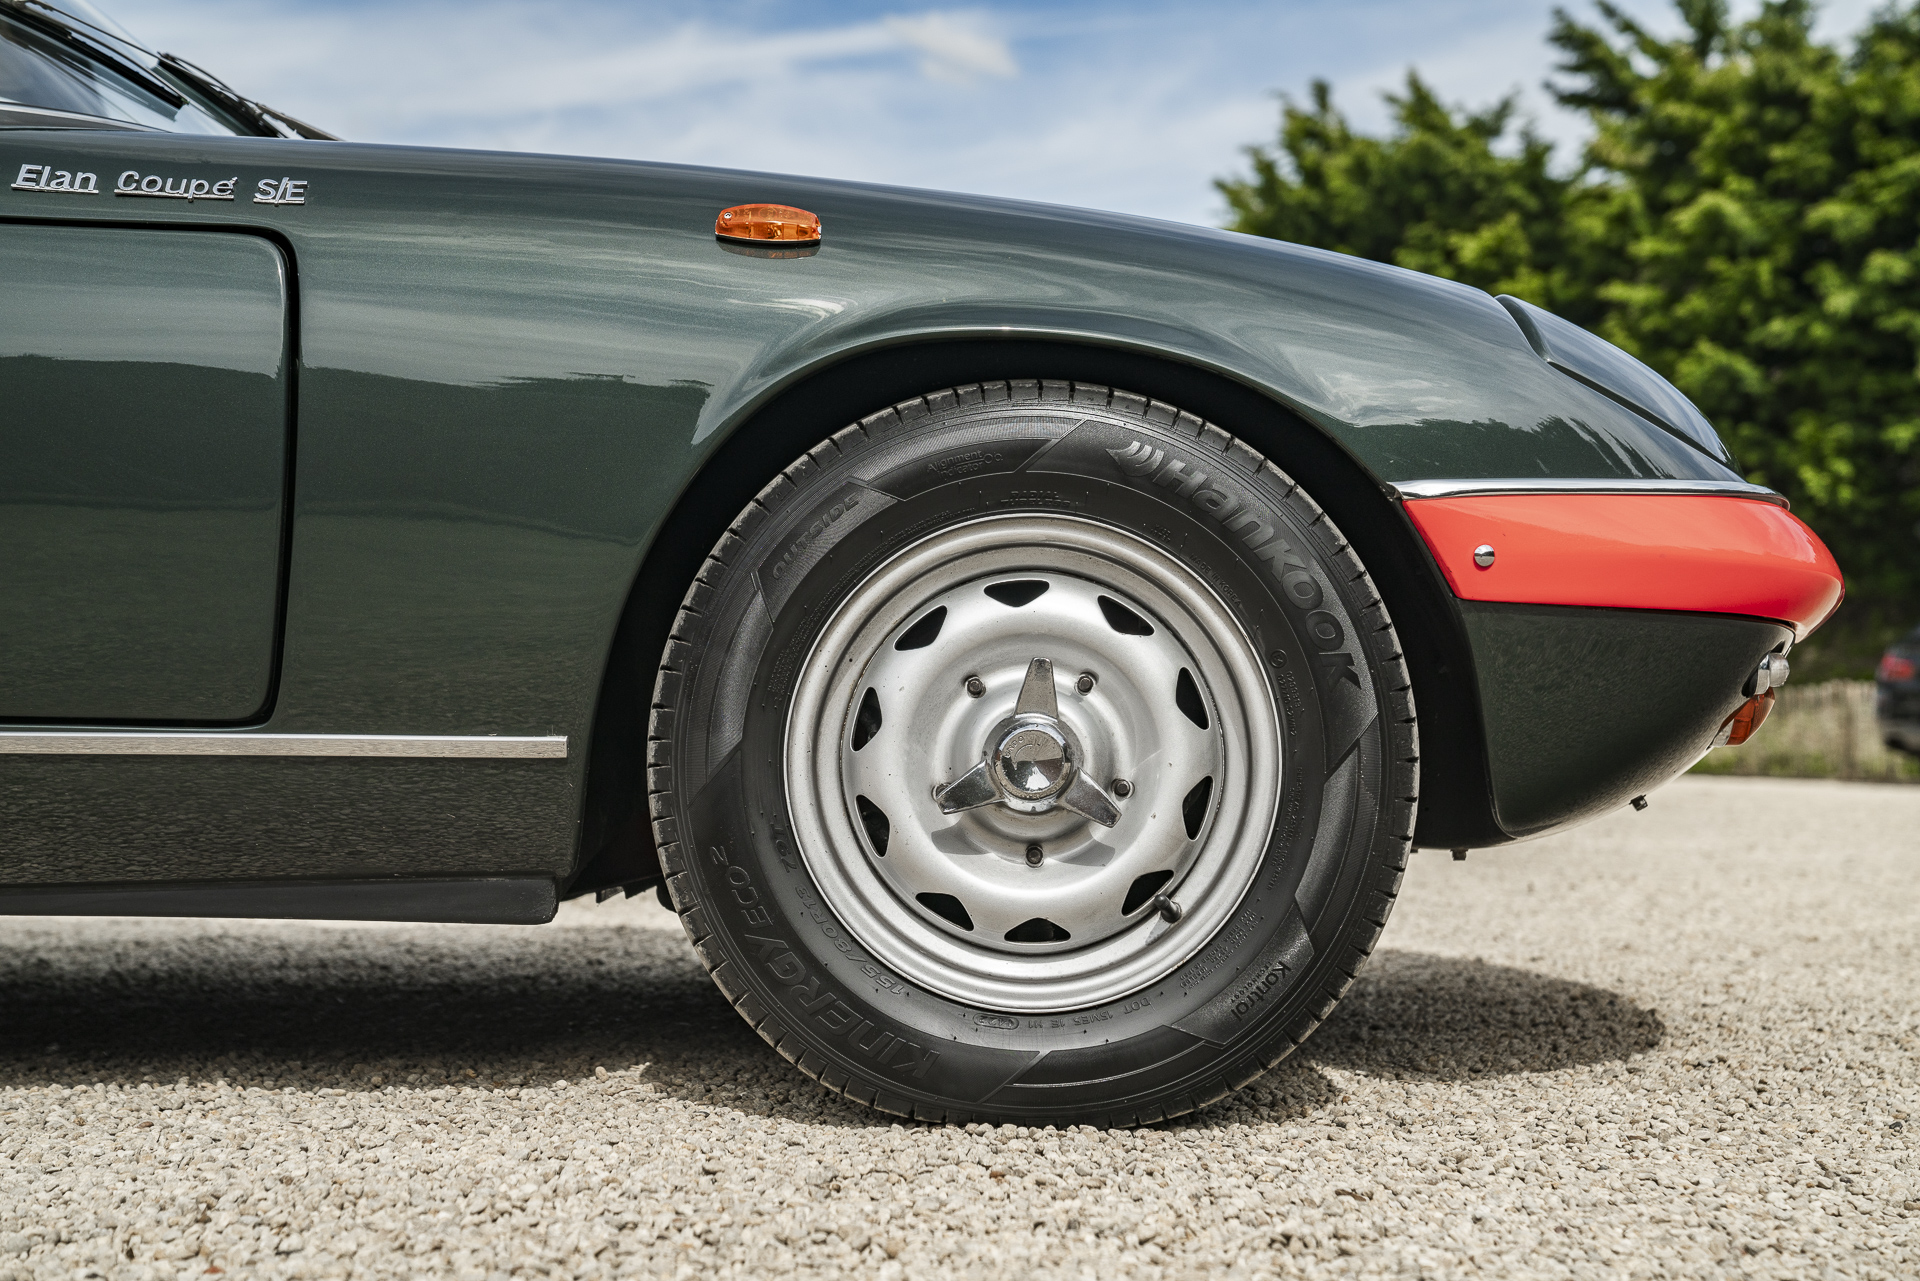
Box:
<box><xmin>1878</xmin><ymin>626</ymin><xmax>1920</xmax><ymax>755</ymax></box>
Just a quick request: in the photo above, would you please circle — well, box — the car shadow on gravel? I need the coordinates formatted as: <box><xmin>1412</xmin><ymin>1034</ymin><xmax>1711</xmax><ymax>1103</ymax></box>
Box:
<box><xmin>1304</xmin><ymin>949</ymin><xmax>1667</xmax><ymax>1081</ymax></box>
<box><xmin>0</xmin><ymin>924</ymin><xmax>1662</xmax><ymax>1127</ymax></box>
<box><xmin>1187</xmin><ymin>950</ymin><xmax>1666</xmax><ymax>1129</ymax></box>
<box><xmin>0</xmin><ymin>920</ymin><xmax>781</xmax><ymax>1100</ymax></box>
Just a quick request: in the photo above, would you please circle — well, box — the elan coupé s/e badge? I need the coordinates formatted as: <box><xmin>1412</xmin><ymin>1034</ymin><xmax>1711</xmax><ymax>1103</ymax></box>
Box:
<box><xmin>10</xmin><ymin>164</ymin><xmax>310</xmax><ymax>206</ymax></box>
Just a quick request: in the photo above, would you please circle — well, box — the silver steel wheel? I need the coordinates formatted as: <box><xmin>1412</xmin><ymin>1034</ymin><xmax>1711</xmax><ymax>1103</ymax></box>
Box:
<box><xmin>785</xmin><ymin>514</ymin><xmax>1282</xmax><ymax>1013</ymax></box>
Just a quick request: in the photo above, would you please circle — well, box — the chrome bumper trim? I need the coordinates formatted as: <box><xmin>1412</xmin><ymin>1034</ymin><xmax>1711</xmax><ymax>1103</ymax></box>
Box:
<box><xmin>1393</xmin><ymin>478</ymin><xmax>1786</xmax><ymax>507</ymax></box>
<box><xmin>0</xmin><ymin>733</ymin><xmax>567</xmax><ymax>758</ymax></box>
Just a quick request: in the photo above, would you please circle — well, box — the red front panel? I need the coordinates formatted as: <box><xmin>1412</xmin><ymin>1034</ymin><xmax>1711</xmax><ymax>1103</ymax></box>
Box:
<box><xmin>1404</xmin><ymin>493</ymin><xmax>1844</xmax><ymax>635</ymax></box>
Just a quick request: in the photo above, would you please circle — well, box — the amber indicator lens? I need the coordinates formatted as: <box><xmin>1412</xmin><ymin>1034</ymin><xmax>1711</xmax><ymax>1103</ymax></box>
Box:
<box><xmin>715</xmin><ymin>204</ymin><xmax>821</xmax><ymax>244</ymax></box>
<box><xmin>1720</xmin><ymin>689</ymin><xmax>1776</xmax><ymax>747</ymax></box>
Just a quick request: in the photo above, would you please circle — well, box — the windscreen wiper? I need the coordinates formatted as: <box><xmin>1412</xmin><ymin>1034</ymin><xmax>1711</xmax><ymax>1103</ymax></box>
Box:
<box><xmin>0</xmin><ymin>0</ymin><xmax>187</xmax><ymax>109</ymax></box>
<box><xmin>1</xmin><ymin>0</ymin><xmax>335</xmax><ymax>139</ymax></box>
<box><xmin>156</xmin><ymin>51</ymin><xmax>336</xmax><ymax>140</ymax></box>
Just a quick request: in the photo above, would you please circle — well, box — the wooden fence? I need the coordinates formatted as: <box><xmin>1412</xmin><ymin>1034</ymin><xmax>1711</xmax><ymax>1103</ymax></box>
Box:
<box><xmin>1691</xmin><ymin>679</ymin><xmax>1919</xmax><ymax>783</ymax></box>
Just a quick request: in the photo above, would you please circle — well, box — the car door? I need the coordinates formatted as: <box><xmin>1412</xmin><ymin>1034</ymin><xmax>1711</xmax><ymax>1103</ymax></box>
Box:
<box><xmin>0</xmin><ymin>225</ymin><xmax>288</xmax><ymax>723</ymax></box>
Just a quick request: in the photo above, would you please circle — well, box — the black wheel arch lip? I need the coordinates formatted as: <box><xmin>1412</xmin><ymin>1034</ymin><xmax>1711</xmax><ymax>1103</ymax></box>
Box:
<box><xmin>688</xmin><ymin>313</ymin><xmax>1356</xmax><ymax>444</ymax></box>
<box><xmin>563</xmin><ymin>334</ymin><xmax>1512</xmax><ymax>901</ymax></box>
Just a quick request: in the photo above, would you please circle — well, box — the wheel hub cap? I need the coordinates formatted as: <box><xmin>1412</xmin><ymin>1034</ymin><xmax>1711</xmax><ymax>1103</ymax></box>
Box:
<box><xmin>996</xmin><ymin>719</ymin><xmax>1069</xmax><ymax>799</ymax></box>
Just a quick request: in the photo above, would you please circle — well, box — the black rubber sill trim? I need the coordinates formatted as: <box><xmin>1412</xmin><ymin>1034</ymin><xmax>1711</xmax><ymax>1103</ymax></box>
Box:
<box><xmin>0</xmin><ymin>876</ymin><xmax>557</xmax><ymax>924</ymax></box>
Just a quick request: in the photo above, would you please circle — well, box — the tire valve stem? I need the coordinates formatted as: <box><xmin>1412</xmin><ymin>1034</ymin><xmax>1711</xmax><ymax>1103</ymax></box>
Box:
<box><xmin>1025</xmin><ymin>843</ymin><xmax>1044</xmax><ymax>867</ymax></box>
<box><xmin>1111</xmin><ymin>778</ymin><xmax>1132</xmax><ymax>798</ymax></box>
<box><xmin>965</xmin><ymin>675</ymin><xmax>986</xmax><ymax>698</ymax></box>
<box><xmin>1150</xmin><ymin>893</ymin><xmax>1183</xmax><ymax>923</ymax></box>
<box><xmin>1076</xmin><ymin>672</ymin><xmax>1096</xmax><ymax>694</ymax></box>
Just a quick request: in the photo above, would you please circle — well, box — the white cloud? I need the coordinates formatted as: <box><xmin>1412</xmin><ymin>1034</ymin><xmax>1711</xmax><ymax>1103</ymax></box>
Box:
<box><xmin>882</xmin><ymin>12</ymin><xmax>1016</xmax><ymax>83</ymax></box>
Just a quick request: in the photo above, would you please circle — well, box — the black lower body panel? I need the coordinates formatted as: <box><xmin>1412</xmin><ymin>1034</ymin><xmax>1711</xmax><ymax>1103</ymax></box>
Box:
<box><xmin>0</xmin><ymin>876</ymin><xmax>558</xmax><ymax>924</ymax></box>
<box><xmin>1462</xmin><ymin>602</ymin><xmax>1792</xmax><ymax>838</ymax></box>
<box><xmin>0</xmin><ymin>755</ymin><xmax>575</xmax><ymax>884</ymax></box>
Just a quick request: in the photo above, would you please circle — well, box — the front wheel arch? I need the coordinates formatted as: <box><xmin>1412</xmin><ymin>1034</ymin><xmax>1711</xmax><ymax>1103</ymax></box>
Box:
<box><xmin>565</xmin><ymin>339</ymin><xmax>1502</xmax><ymax>901</ymax></box>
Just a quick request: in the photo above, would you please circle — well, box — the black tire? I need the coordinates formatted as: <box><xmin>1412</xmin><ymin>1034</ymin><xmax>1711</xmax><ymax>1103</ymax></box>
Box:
<box><xmin>648</xmin><ymin>381</ymin><xmax>1416</xmax><ymax>1125</ymax></box>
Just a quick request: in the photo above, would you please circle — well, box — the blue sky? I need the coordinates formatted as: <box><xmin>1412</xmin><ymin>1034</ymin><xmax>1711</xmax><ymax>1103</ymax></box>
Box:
<box><xmin>107</xmin><ymin>0</ymin><xmax>1882</xmax><ymax>225</ymax></box>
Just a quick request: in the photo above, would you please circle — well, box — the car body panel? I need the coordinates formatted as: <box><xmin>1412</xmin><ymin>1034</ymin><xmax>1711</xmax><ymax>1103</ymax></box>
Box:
<box><xmin>1497</xmin><ymin>294</ymin><xmax>1731</xmax><ymax>465</ymax></box>
<box><xmin>0</xmin><ymin>222</ymin><xmax>287</xmax><ymax>722</ymax></box>
<box><xmin>1405</xmin><ymin>494</ymin><xmax>1844</xmax><ymax>636</ymax></box>
<box><xmin>1464</xmin><ymin>603</ymin><xmax>1792</xmax><ymax>835</ymax></box>
<box><xmin>0</xmin><ymin>130</ymin><xmax>1809</xmax><ymax>892</ymax></box>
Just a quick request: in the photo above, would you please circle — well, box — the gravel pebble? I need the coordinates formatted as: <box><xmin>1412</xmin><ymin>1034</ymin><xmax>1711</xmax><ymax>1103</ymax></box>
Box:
<box><xmin>0</xmin><ymin>775</ymin><xmax>1914</xmax><ymax>1279</ymax></box>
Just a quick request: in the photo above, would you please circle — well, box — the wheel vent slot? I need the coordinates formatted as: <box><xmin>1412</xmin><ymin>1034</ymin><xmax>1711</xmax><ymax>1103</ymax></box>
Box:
<box><xmin>916</xmin><ymin>892</ymin><xmax>973</xmax><ymax>931</ymax></box>
<box><xmin>1097</xmin><ymin>595</ymin><xmax>1154</xmax><ymax>635</ymax></box>
<box><xmin>1005</xmin><ymin>917</ymin><xmax>1072</xmax><ymax>944</ymax></box>
<box><xmin>1181</xmin><ymin>776</ymin><xmax>1214</xmax><ymax>840</ymax></box>
<box><xmin>893</xmin><ymin>606</ymin><xmax>947</xmax><ymax>650</ymax></box>
<box><xmin>855</xmin><ymin>794</ymin><xmax>890</xmax><ymax>855</ymax></box>
<box><xmin>850</xmin><ymin>687</ymin><xmax>883</xmax><ymax>751</ymax></box>
<box><xmin>1175</xmin><ymin>667</ymin><xmax>1209</xmax><ymax>729</ymax></box>
<box><xmin>984</xmin><ymin>579</ymin><xmax>1050</xmax><ymax>607</ymax></box>
<box><xmin>1122</xmin><ymin>870</ymin><xmax>1175</xmax><ymax>916</ymax></box>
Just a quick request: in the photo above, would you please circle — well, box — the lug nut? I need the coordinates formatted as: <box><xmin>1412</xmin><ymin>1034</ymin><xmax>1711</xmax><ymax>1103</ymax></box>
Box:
<box><xmin>1111</xmin><ymin>778</ymin><xmax>1132</xmax><ymax>798</ymax></box>
<box><xmin>1076</xmin><ymin>672</ymin><xmax>1096</xmax><ymax>694</ymax></box>
<box><xmin>1025</xmin><ymin>843</ymin><xmax>1044</xmax><ymax>867</ymax></box>
<box><xmin>965</xmin><ymin>675</ymin><xmax>986</xmax><ymax>698</ymax></box>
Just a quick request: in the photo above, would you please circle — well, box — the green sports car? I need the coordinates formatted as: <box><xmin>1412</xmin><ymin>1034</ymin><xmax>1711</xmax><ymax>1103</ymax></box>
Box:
<box><xmin>0</xmin><ymin>0</ymin><xmax>1843</xmax><ymax>1125</ymax></box>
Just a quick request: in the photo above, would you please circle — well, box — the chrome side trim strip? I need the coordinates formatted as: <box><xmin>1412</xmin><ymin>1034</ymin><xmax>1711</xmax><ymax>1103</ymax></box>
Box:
<box><xmin>1393</xmin><ymin>477</ymin><xmax>1787</xmax><ymax>507</ymax></box>
<box><xmin>0</xmin><ymin>733</ymin><xmax>567</xmax><ymax>758</ymax></box>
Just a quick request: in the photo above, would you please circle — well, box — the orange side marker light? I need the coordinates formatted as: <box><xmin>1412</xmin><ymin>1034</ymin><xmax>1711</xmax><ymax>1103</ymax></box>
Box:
<box><xmin>1713</xmin><ymin>689</ymin><xmax>1775</xmax><ymax>748</ymax></box>
<box><xmin>715</xmin><ymin>204</ymin><xmax>821</xmax><ymax>244</ymax></box>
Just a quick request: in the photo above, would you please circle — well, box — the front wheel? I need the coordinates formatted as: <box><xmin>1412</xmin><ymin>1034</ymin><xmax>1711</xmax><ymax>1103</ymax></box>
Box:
<box><xmin>649</xmin><ymin>381</ymin><xmax>1415</xmax><ymax>1125</ymax></box>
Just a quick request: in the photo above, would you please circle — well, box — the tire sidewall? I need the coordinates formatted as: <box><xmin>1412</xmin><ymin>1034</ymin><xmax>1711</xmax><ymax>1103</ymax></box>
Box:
<box><xmin>662</xmin><ymin>392</ymin><xmax>1397</xmax><ymax>1120</ymax></box>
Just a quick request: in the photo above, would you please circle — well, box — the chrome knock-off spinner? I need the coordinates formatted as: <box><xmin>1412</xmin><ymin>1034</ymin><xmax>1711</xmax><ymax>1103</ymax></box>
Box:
<box><xmin>934</xmin><ymin>658</ymin><xmax>1123</xmax><ymax>826</ymax></box>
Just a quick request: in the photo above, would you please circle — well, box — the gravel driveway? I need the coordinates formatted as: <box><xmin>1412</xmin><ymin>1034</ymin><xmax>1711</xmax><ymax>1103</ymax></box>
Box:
<box><xmin>0</xmin><ymin>775</ymin><xmax>1915</xmax><ymax>1279</ymax></box>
